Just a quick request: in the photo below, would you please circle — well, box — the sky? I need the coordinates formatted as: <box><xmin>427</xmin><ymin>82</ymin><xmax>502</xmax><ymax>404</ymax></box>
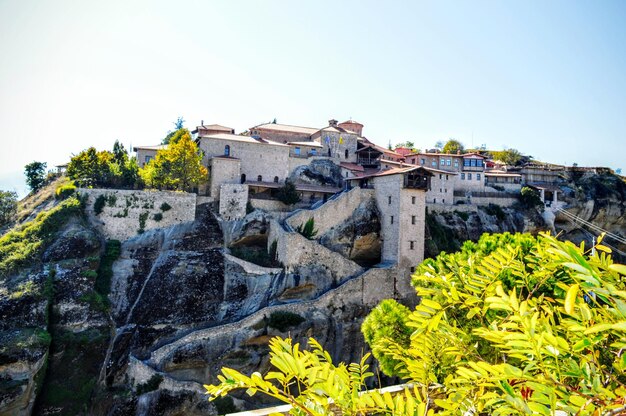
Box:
<box><xmin>1</xmin><ymin>0</ymin><xmax>625</xmax><ymax>197</ymax></box>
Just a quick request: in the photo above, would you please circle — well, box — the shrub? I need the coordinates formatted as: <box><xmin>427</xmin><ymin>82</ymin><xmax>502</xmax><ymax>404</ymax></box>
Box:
<box><xmin>55</xmin><ymin>181</ymin><xmax>77</xmax><ymax>200</ymax></box>
<box><xmin>454</xmin><ymin>210</ymin><xmax>469</xmax><ymax>221</ymax></box>
<box><xmin>138</xmin><ymin>212</ymin><xmax>149</xmax><ymax>233</ymax></box>
<box><xmin>295</xmin><ymin>218</ymin><xmax>317</xmax><ymax>240</ymax></box>
<box><xmin>153</xmin><ymin>213</ymin><xmax>163</xmax><ymax>222</ymax></box>
<box><xmin>0</xmin><ymin>190</ymin><xmax>18</xmax><ymax>227</ymax></box>
<box><xmin>520</xmin><ymin>185</ymin><xmax>544</xmax><ymax>208</ymax></box>
<box><xmin>267</xmin><ymin>311</ymin><xmax>305</xmax><ymax>332</ymax></box>
<box><xmin>95</xmin><ymin>240</ymin><xmax>121</xmax><ymax>297</ymax></box>
<box><xmin>482</xmin><ymin>203</ymin><xmax>506</xmax><ymax>220</ymax></box>
<box><xmin>275</xmin><ymin>180</ymin><xmax>300</xmax><ymax>206</ymax></box>
<box><xmin>159</xmin><ymin>202</ymin><xmax>171</xmax><ymax>211</ymax></box>
<box><xmin>93</xmin><ymin>195</ymin><xmax>106</xmax><ymax>215</ymax></box>
<box><xmin>229</xmin><ymin>246</ymin><xmax>281</xmax><ymax>268</ymax></box>
<box><xmin>136</xmin><ymin>374</ymin><xmax>163</xmax><ymax>396</ymax></box>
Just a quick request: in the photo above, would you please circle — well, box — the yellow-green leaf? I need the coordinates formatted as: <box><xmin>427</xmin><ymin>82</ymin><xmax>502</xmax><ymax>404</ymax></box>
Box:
<box><xmin>565</xmin><ymin>284</ymin><xmax>579</xmax><ymax>314</ymax></box>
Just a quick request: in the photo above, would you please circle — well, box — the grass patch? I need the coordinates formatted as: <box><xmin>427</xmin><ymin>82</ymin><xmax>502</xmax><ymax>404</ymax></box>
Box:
<box><xmin>268</xmin><ymin>311</ymin><xmax>305</xmax><ymax>332</ymax></box>
<box><xmin>0</xmin><ymin>196</ymin><xmax>82</xmax><ymax>277</ymax></box>
<box><xmin>55</xmin><ymin>181</ymin><xmax>77</xmax><ymax>200</ymax></box>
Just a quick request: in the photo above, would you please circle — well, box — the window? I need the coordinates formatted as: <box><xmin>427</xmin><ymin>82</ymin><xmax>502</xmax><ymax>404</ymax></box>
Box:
<box><xmin>144</xmin><ymin>155</ymin><xmax>152</xmax><ymax>163</ymax></box>
<box><xmin>431</xmin><ymin>160</ymin><xmax>437</xmax><ymax>167</ymax></box>
<box><xmin>446</xmin><ymin>159</ymin><xmax>451</xmax><ymax>166</ymax></box>
<box><xmin>454</xmin><ymin>160</ymin><xmax>459</xmax><ymax>168</ymax></box>
<box><xmin>345</xmin><ymin>171</ymin><xmax>349</xmax><ymax>177</ymax></box>
<box><xmin>240</xmin><ymin>174</ymin><xmax>246</xmax><ymax>183</ymax></box>
<box><xmin>388</xmin><ymin>196</ymin><xmax>392</xmax><ymax>204</ymax></box>
<box><xmin>411</xmin><ymin>196</ymin><xmax>416</xmax><ymax>204</ymax></box>
<box><xmin>274</xmin><ymin>176</ymin><xmax>279</xmax><ymax>183</ymax></box>
<box><xmin>464</xmin><ymin>159</ymin><xmax>471</xmax><ymax>167</ymax></box>
<box><xmin>257</xmin><ymin>175</ymin><xmax>262</xmax><ymax>181</ymax></box>
<box><xmin>434</xmin><ymin>198</ymin><xmax>437</xmax><ymax>203</ymax></box>
<box><xmin>421</xmin><ymin>158</ymin><xmax>426</xmax><ymax>165</ymax></box>
<box><xmin>224</xmin><ymin>145</ymin><xmax>230</xmax><ymax>156</ymax></box>
<box><xmin>446</xmin><ymin>175</ymin><xmax>449</xmax><ymax>180</ymax></box>
<box><xmin>311</xmin><ymin>148</ymin><xmax>317</xmax><ymax>155</ymax></box>
<box><xmin>345</xmin><ymin>149</ymin><xmax>349</xmax><ymax>159</ymax></box>
<box><xmin>410</xmin><ymin>267</ymin><xmax>415</xmax><ymax>273</ymax></box>
<box><xmin>390</xmin><ymin>216</ymin><xmax>394</xmax><ymax>224</ymax></box>
<box><xmin>443</xmin><ymin>198</ymin><xmax>445</xmax><ymax>204</ymax></box>
<box><xmin>411</xmin><ymin>215</ymin><xmax>416</xmax><ymax>224</ymax></box>
<box><xmin>445</xmin><ymin>188</ymin><xmax>447</xmax><ymax>193</ymax></box>
<box><xmin>468</xmin><ymin>173</ymin><xmax>472</xmax><ymax>180</ymax></box>
<box><xmin>439</xmin><ymin>174</ymin><xmax>442</xmax><ymax>179</ymax></box>
<box><xmin>477</xmin><ymin>159</ymin><xmax>484</xmax><ymax>167</ymax></box>
<box><xmin>461</xmin><ymin>173</ymin><xmax>465</xmax><ymax>180</ymax></box>
<box><xmin>439</xmin><ymin>188</ymin><xmax>442</xmax><ymax>193</ymax></box>
<box><xmin>328</xmin><ymin>148</ymin><xmax>331</xmax><ymax>157</ymax></box>
<box><xmin>410</xmin><ymin>241</ymin><xmax>415</xmax><ymax>250</ymax></box>
<box><xmin>294</xmin><ymin>147</ymin><xmax>301</xmax><ymax>156</ymax></box>
<box><xmin>476</xmin><ymin>173</ymin><xmax>481</xmax><ymax>181</ymax></box>
<box><xmin>411</xmin><ymin>158</ymin><xmax>416</xmax><ymax>164</ymax></box>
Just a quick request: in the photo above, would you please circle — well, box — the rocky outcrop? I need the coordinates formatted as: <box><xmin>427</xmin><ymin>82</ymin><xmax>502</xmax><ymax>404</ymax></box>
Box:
<box><xmin>288</xmin><ymin>159</ymin><xmax>343</xmax><ymax>187</ymax></box>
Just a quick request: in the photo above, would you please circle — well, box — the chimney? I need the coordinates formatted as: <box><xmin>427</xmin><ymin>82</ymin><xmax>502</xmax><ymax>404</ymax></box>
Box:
<box><xmin>328</xmin><ymin>119</ymin><xmax>338</xmax><ymax>127</ymax></box>
<box><xmin>201</xmin><ymin>120</ymin><xmax>204</xmax><ymax>126</ymax></box>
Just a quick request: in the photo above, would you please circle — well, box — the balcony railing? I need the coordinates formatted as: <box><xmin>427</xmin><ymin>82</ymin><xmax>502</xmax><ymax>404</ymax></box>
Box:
<box><xmin>357</xmin><ymin>157</ymin><xmax>380</xmax><ymax>166</ymax></box>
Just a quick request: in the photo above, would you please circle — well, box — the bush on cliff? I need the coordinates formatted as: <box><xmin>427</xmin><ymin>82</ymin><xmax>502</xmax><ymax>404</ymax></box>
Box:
<box><xmin>205</xmin><ymin>232</ymin><xmax>626</xmax><ymax>415</ymax></box>
<box><xmin>0</xmin><ymin>196</ymin><xmax>82</xmax><ymax>277</ymax></box>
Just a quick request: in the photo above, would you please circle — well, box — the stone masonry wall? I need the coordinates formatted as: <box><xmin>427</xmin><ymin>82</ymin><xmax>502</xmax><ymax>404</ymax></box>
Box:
<box><xmin>219</xmin><ymin>184</ymin><xmax>248</xmax><ymax>220</ymax></box>
<box><xmin>79</xmin><ymin>188</ymin><xmax>196</xmax><ymax>241</ymax></box>
<box><xmin>267</xmin><ymin>218</ymin><xmax>363</xmax><ymax>279</ymax></box>
<box><xmin>427</xmin><ymin>172</ymin><xmax>456</xmax><ymax>205</ymax></box>
<box><xmin>372</xmin><ymin>175</ymin><xmax>402</xmax><ymax>263</ymax></box>
<box><xmin>286</xmin><ymin>187</ymin><xmax>375</xmax><ymax>236</ymax></box>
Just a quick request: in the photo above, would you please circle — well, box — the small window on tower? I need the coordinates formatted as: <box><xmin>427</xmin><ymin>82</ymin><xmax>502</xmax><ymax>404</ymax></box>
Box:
<box><xmin>257</xmin><ymin>175</ymin><xmax>262</xmax><ymax>181</ymax></box>
<box><xmin>390</xmin><ymin>216</ymin><xmax>394</xmax><ymax>224</ymax></box>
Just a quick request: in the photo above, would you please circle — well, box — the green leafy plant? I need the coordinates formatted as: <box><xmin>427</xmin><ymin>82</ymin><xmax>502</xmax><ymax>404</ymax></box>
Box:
<box><xmin>275</xmin><ymin>180</ymin><xmax>300</xmax><ymax>206</ymax></box>
<box><xmin>138</xmin><ymin>212</ymin><xmax>149</xmax><ymax>233</ymax></box>
<box><xmin>153</xmin><ymin>212</ymin><xmax>163</xmax><ymax>222</ymax></box>
<box><xmin>520</xmin><ymin>186</ymin><xmax>543</xmax><ymax>208</ymax></box>
<box><xmin>0</xmin><ymin>190</ymin><xmax>18</xmax><ymax>227</ymax></box>
<box><xmin>136</xmin><ymin>374</ymin><xmax>164</xmax><ymax>396</ymax></box>
<box><xmin>24</xmin><ymin>161</ymin><xmax>47</xmax><ymax>192</ymax></box>
<box><xmin>55</xmin><ymin>181</ymin><xmax>77</xmax><ymax>200</ymax></box>
<box><xmin>94</xmin><ymin>195</ymin><xmax>106</xmax><ymax>215</ymax></box>
<box><xmin>160</xmin><ymin>202</ymin><xmax>172</xmax><ymax>211</ymax></box>
<box><xmin>295</xmin><ymin>218</ymin><xmax>318</xmax><ymax>240</ymax></box>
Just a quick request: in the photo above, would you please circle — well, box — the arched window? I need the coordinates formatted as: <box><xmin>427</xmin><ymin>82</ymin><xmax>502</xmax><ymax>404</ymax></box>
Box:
<box><xmin>240</xmin><ymin>174</ymin><xmax>246</xmax><ymax>184</ymax></box>
<box><xmin>257</xmin><ymin>175</ymin><xmax>262</xmax><ymax>182</ymax></box>
<box><xmin>345</xmin><ymin>149</ymin><xmax>349</xmax><ymax>159</ymax></box>
<box><xmin>273</xmin><ymin>176</ymin><xmax>279</xmax><ymax>183</ymax></box>
<box><xmin>327</xmin><ymin>148</ymin><xmax>331</xmax><ymax>157</ymax></box>
<box><xmin>224</xmin><ymin>145</ymin><xmax>230</xmax><ymax>156</ymax></box>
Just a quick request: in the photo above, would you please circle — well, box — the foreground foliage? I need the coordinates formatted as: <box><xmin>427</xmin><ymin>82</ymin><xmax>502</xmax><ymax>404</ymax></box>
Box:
<box><xmin>67</xmin><ymin>141</ymin><xmax>139</xmax><ymax>189</ymax></box>
<box><xmin>206</xmin><ymin>232</ymin><xmax>626</xmax><ymax>415</ymax></box>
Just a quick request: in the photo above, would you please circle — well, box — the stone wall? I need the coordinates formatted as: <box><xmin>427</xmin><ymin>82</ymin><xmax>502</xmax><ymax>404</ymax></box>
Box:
<box><xmin>372</xmin><ymin>175</ymin><xmax>402</xmax><ymax>263</ymax></box>
<box><xmin>427</xmin><ymin>172</ymin><xmax>456</xmax><ymax>205</ymax></box>
<box><xmin>453</xmin><ymin>194</ymin><xmax>518</xmax><ymax>207</ymax></box>
<box><xmin>79</xmin><ymin>188</ymin><xmax>196</xmax><ymax>241</ymax></box>
<box><xmin>398</xmin><ymin>187</ymin><xmax>427</xmax><ymax>272</ymax></box>
<box><xmin>268</xmin><ymin>219</ymin><xmax>363</xmax><ymax>279</ymax></box>
<box><xmin>219</xmin><ymin>184</ymin><xmax>248</xmax><ymax>220</ymax></box>
<box><xmin>199</xmin><ymin>137</ymin><xmax>290</xmax><ymax>185</ymax></box>
<box><xmin>286</xmin><ymin>188</ymin><xmax>375</xmax><ymax>235</ymax></box>
<box><xmin>209</xmin><ymin>157</ymin><xmax>241</xmax><ymax>199</ymax></box>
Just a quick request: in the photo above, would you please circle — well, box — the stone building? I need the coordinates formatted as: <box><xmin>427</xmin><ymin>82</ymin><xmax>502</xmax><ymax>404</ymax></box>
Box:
<box><xmin>133</xmin><ymin>144</ymin><xmax>167</xmax><ymax>168</ymax></box>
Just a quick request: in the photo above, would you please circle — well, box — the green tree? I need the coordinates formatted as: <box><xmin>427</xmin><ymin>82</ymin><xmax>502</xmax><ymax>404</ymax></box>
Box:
<box><xmin>162</xmin><ymin>117</ymin><xmax>186</xmax><ymax>144</ymax></box>
<box><xmin>24</xmin><ymin>161</ymin><xmax>47</xmax><ymax>192</ymax></box>
<box><xmin>67</xmin><ymin>143</ymin><xmax>138</xmax><ymax>189</ymax></box>
<box><xmin>0</xmin><ymin>190</ymin><xmax>18</xmax><ymax>227</ymax></box>
<box><xmin>361</xmin><ymin>299</ymin><xmax>412</xmax><ymax>376</ymax></box>
<box><xmin>491</xmin><ymin>148</ymin><xmax>523</xmax><ymax>166</ymax></box>
<box><xmin>520</xmin><ymin>186</ymin><xmax>543</xmax><ymax>208</ymax></box>
<box><xmin>395</xmin><ymin>141</ymin><xmax>416</xmax><ymax>150</ymax></box>
<box><xmin>275</xmin><ymin>180</ymin><xmax>300</xmax><ymax>206</ymax></box>
<box><xmin>140</xmin><ymin>129</ymin><xmax>207</xmax><ymax>191</ymax></box>
<box><xmin>442</xmin><ymin>139</ymin><xmax>465</xmax><ymax>154</ymax></box>
<box><xmin>206</xmin><ymin>233</ymin><xmax>626</xmax><ymax>415</ymax></box>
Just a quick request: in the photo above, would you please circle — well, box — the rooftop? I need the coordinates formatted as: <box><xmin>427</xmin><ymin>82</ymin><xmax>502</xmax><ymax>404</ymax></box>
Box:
<box><xmin>133</xmin><ymin>144</ymin><xmax>167</xmax><ymax>151</ymax></box>
<box><xmin>195</xmin><ymin>124</ymin><xmax>234</xmax><ymax>132</ymax></box>
<box><xmin>287</xmin><ymin>141</ymin><xmax>323</xmax><ymax>148</ymax></box>
<box><xmin>253</xmin><ymin>123</ymin><xmax>319</xmax><ymax>135</ymax></box>
<box><xmin>202</xmin><ymin>133</ymin><xmax>289</xmax><ymax>147</ymax></box>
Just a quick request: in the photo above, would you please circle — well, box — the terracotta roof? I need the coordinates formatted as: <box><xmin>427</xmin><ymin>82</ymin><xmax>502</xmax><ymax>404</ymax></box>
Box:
<box><xmin>349</xmin><ymin>166</ymin><xmax>433</xmax><ymax>180</ymax></box>
<box><xmin>201</xmin><ymin>133</ymin><xmax>289</xmax><ymax>147</ymax></box>
<box><xmin>380</xmin><ymin>159</ymin><xmax>458</xmax><ymax>175</ymax></box>
<box><xmin>253</xmin><ymin>123</ymin><xmax>319</xmax><ymax>135</ymax></box>
<box><xmin>340</xmin><ymin>162</ymin><xmax>365</xmax><ymax>172</ymax></box>
<box><xmin>339</xmin><ymin>120</ymin><xmax>363</xmax><ymax>126</ymax></box>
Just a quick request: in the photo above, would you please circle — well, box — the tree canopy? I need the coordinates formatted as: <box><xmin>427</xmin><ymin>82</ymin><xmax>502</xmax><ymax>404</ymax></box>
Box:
<box><xmin>140</xmin><ymin>128</ymin><xmax>207</xmax><ymax>191</ymax></box>
<box><xmin>442</xmin><ymin>139</ymin><xmax>465</xmax><ymax>154</ymax></box>
<box><xmin>491</xmin><ymin>148</ymin><xmax>524</xmax><ymax>166</ymax></box>
<box><xmin>395</xmin><ymin>141</ymin><xmax>416</xmax><ymax>150</ymax></box>
<box><xmin>205</xmin><ymin>232</ymin><xmax>626</xmax><ymax>415</ymax></box>
<box><xmin>24</xmin><ymin>161</ymin><xmax>47</xmax><ymax>192</ymax></box>
<box><xmin>162</xmin><ymin>117</ymin><xmax>186</xmax><ymax>144</ymax></box>
<box><xmin>67</xmin><ymin>142</ymin><xmax>138</xmax><ymax>188</ymax></box>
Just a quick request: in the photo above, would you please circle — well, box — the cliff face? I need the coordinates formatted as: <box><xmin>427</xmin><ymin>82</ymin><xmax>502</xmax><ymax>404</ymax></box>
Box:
<box><xmin>1</xmin><ymin>172</ymin><xmax>625</xmax><ymax>415</ymax></box>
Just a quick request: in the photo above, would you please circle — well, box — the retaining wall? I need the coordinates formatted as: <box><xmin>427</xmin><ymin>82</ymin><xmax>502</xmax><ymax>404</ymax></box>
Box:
<box><xmin>79</xmin><ymin>188</ymin><xmax>196</xmax><ymax>241</ymax></box>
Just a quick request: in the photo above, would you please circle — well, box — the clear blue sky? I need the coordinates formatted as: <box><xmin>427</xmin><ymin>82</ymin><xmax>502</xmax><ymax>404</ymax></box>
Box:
<box><xmin>1</xmin><ymin>0</ymin><xmax>625</xmax><ymax>196</ymax></box>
